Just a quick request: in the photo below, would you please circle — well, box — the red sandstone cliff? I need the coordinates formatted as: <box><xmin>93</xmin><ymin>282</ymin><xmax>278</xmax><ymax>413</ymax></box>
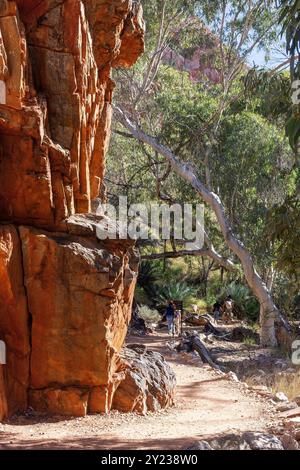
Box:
<box><xmin>0</xmin><ymin>0</ymin><xmax>145</xmax><ymax>420</ymax></box>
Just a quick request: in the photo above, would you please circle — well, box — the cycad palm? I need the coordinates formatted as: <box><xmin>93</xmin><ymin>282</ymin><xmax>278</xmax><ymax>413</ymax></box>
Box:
<box><xmin>156</xmin><ymin>282</ymin><xmax>197</xmax><ymax>306</ymax></box>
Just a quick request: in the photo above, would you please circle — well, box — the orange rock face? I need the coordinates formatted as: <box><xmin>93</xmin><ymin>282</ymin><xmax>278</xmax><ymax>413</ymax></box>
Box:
<box><xmin>0</xmin><ymin>225</ymin><xmax>30</xmax><ymax>415</ymax></box>
<box><xmin>0</xmin><ymin>0</ymin><xmax>144</xmax><ymax>224</ymax></box>
<box><xmin>20</xmin><ymin>225</ymin><xmax>138</xmax><ymax>399</ymax></box>
<box><xmin>0</xmin><ymin>0</ymin><xmax>144</xmax><ymax>418</ymax></box>
<box><xmin>0</xmin><ymin>365</ymin><xmax>8</xmax><ymax>421</ymax></box>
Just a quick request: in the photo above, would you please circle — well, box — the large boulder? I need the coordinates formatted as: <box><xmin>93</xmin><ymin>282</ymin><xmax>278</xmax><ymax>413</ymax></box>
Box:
<box><xmin>0</xmin><ymin>219</ymin><xmax>139</xmax><ymax>418</ymax></box>
<box><xmin>20</xmin><ymin>223</ymin><xmax>139</xmax><ymax>415</ymax></box>
<box><xmin>112</xmin><ymin>344</ymin><xmax>176</xmax><ymax>415</ymax></box>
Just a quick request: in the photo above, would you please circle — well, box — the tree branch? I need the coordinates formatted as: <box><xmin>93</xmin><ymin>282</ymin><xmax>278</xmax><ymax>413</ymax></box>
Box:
<box><xmin>141</xmin><ymin>242</ymin><xmax>235</xmax><ymax>271</ymax></box>
<box><xmin>142</xmin><ymin>249</ymin><xmax>209</xmax><ymax>260</ymax></box>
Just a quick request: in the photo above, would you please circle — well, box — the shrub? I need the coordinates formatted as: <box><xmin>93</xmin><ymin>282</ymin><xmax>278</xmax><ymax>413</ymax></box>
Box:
<box><xmin>138</xmin><ymin>305</ymin><xmax>161</xmax><ymax>324</ymax></box>
<box><xmin>154</xmin><ymin>282</ymin><xmax>198</xmax><ymax>307</ymax></box>
<box><xmin>137</xmin><ymin>261</ymin><xmax>160</xmax><ymax>299</ymax></box>
<box><xmin>219</xmin><ymin>282</ymin><xmax>260</xmax><ymax>321</ymax></box>
<box><xmin>271</xmin><ymin>371</ymin><xmax>300</xmax><ymax>400</ymax></box>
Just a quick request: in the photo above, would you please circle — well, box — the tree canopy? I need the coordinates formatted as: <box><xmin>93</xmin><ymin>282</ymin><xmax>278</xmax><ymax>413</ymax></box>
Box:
<box><xmin>106</xmin><ymin>0</ymin><xmax>300</xmax><ymax>338</ymax></box>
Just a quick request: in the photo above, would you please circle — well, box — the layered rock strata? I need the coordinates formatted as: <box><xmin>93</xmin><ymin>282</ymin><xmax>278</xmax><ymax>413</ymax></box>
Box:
<box><xmin>0</xmin><ymin>0</ymin><xmax>146</xmax><ymax>418</ymax></box>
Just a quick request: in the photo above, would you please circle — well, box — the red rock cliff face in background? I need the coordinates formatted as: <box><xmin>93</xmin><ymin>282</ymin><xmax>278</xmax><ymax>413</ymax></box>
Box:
<box><xmin>0</xmin><ymin>0</ymin><xmax>144</xmax><ymax>419</ymax></box>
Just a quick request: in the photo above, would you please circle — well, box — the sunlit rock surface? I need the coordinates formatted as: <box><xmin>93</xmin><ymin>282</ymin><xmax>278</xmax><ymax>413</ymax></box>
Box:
<box><xmin>0</xmin><ymin>0</ymin><xmax>144</xmax><ymax>418</ymax></box>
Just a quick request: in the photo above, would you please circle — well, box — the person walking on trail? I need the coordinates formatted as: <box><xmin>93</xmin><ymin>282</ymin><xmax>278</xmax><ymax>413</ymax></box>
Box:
<box><xmin>213</xmin><ymin>300</ymin><xmax>222</xmax><ymax>323</ymax></box>
<box><xmin>166</xmin><ymin>300</ymin><xmax>176</xmax><ymax>336</ymax></box>
<box><xmin>174</xmin><ymin>307</ymin><xmax>181</xmax><ymax>336</ymax></box>
<box><xmin>223</xmin><ymin>295</ymin><xmax>234</xmax><ymax>324</ymax></box>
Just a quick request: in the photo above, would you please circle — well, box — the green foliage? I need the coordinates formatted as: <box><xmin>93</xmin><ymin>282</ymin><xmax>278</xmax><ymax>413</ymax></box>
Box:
<box><xmin>137</xmin><ymin>261</ymin><xmax>160</xmax><ymax>299</ymax></box>
<box><xmin>285</xmin><ymin>114</ymin><xmax>300</xmax><ymax>149</ymax></box>
<box><xmin>219</xmin><ymin>282</ymin><xmax>260</xmax><ymax>321</ymax></box>
<box><xmin>107</xmin><ymin>0</ymin><xmax>299</xmax><ymax>321</ymax></box>
<box><xmin>266</xmin><ymin>196</ymin><xmax>300</xmax><ymax>278</ymax></box>
<box><xmin>134</xmin><ymin>285</ymin><xmax>152</xmax><ymax>305</ymax></box>
<box><xmin>279</xmin><ymin>0</ymin><xmax>300</xmax><ymax>79</ymax></box>
<box><xmin>198</xmin><ymin>0</ymin><xmax>279</xmax><ymax>55</ymax></box>
<box><xmin>278</xmin><ymin>1</ymin><xmax>300</xmax><ymax>151</ymax></box>
<box><xmin>243</xmin><ymin>336</ymin><xmax>258</xmax><ymax>346</ymax></box>
<box><xmin>244</xmin><ymin>68</ymin><xmax>291</xmax><ymax>120</ymax></box>
<box><xmin>213</xmin><ymin>110</ymin><xmax>295</xmax><ymax>261</ymax></box>
<box><xmin>272</xmin><ymin>273</ymin><xmax>300</xmax><ymax>317</ymax></box>
<box><xmin>154</xmin><ymin>282</ymin><xmax>198</xmax><ymax>306</ymax></box>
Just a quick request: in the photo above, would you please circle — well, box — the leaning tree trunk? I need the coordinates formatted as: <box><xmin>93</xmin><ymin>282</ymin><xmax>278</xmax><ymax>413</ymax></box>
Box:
<box><xmin>115</xmin><ymin>107</ymin><xmax>281</xmax><ymax>347</ymax></box>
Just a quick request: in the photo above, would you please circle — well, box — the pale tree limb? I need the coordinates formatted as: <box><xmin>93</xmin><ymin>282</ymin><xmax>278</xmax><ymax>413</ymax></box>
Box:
<box><xmin>114</xmin><ymin>106</ymin><xmax>286</xmax><ymax>347</ymax></box>
<box><xmin>203</xmin><ymin>231</ymin><xmax>236</xmax><ymax>272</ymax></box>
<box><xmin>135</xmin><ymin>141</ymin><xmax>235</xmax><ymax>271</ymax></box>
<box><xmin>142</xmin><ymin>248</ymin><xmax>209</xmax><ymax>260</ymax></box>
<box><xmin>141</xmin><ymin>244</ymin><xmax>236</xmax><ymax>272</ymax></box>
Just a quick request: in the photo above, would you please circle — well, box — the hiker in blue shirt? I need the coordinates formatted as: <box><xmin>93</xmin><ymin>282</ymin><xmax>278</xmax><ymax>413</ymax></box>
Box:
<box><xmin>166</xmin><ymin>300</ymin><xmax>176</xmax><ymax>336</ymax></box>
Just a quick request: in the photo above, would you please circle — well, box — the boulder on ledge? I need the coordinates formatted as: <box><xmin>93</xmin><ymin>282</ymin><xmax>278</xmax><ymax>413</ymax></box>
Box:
<box><xmin>112</xmin><ymin>344</ymin><xmax>176</xmax><ymax>415</ymax></box>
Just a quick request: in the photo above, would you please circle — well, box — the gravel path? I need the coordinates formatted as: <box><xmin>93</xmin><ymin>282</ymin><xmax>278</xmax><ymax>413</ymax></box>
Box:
<box><xmin>0</xmin><ymin>333</ymin><xmax>279</xmax><ymax>450</ymax></box>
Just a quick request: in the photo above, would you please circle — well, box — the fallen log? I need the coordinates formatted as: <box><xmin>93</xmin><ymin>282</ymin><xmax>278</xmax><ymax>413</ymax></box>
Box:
<box><xmin>203</xmin><ymin>319</ymin><xmax>224</xmax><ymax>336</ymax></box>
<box><xmin>184</xmin><ymin>314</ymin><xmax>207</xmax><ymax>327</ymax></box>
<box><xmin>189</xmin><ymin>333</ymin><xmax>221</xmax><ymax>370</ymax></box>
<box><xmin>184</xmin><ymin>313</ymin><xmax>231</xmax><ymax>340</ymax></box>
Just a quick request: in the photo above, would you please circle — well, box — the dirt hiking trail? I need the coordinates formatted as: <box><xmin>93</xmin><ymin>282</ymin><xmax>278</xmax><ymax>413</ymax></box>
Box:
<box><xmin>0</xmin><ymin>332</ymin><xmax>278</xmax><ymax>450</ymax></box>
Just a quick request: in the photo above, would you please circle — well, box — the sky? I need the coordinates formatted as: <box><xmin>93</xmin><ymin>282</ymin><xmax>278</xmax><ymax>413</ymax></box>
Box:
<box><xmin>247</xmin><ymin>44</ymin><xmax>287</xmax><ymax>70</ymax></box>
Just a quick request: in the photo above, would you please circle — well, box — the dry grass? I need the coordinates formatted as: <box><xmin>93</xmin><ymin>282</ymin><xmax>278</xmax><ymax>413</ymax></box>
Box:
<box><xmin>243</xmin><ymin>368</ymin><xmax>300</xmax><ymax>396</ymax></box>
<box><xmin>271</xmin><ymin>371</ymin><xmax>300</xmax><ymax>400</ymax></box>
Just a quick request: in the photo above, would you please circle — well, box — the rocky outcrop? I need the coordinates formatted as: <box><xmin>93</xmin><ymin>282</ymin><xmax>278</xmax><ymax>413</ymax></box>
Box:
<box><xmin>112</xmin><ymin>344</ymin><xmax>176</xmax><ymax>415</ymax></box>
<box><xmin>0</xmin><ymin>1</ymin><xmax>144</xmax><ymax>418</ymax></box>
<box><xmin>162</xmin><ymin>19</ymin><xmax>221</xmax><ymax>84</ymax></box>
<box><xmin>185</xmin><ymin>432</ymin><xmax>287</xmax><ymax>450</ymax></box>
<box><xmin>0</xmin><ymin>0</ymin><xmax>144</xmax><ymax>223</ymax></box>
<box><xmin>21</xmin><ymin>224</ymin><xmax>139</xmax><ymax>416</ymax></box>
<box><xmin>0</xmin><ymin>225</ymin><xmax>30</xmax><ymax>416</ymax></box>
